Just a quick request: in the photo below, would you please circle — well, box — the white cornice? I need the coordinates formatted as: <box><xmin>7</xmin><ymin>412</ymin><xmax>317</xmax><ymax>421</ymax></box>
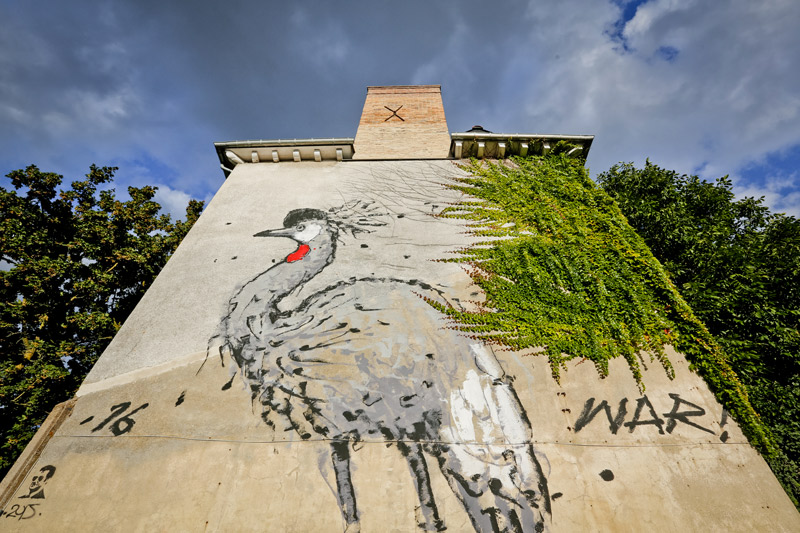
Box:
<box><xmin>214</xmin><ymin>138</ymin><xmax>356</xmax><ymax>177</ymax></box>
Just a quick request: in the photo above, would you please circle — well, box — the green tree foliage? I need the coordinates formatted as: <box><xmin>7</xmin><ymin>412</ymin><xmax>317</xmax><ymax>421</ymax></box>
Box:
<box><xmin>0</xmin><ymin>165</ymin><xmax>203</xmax><ymax>477</ymax></box>
<box><xmin>598</xmin><ymin>160</ymin><xmax>800</xmax><ymax>506</ymax></box>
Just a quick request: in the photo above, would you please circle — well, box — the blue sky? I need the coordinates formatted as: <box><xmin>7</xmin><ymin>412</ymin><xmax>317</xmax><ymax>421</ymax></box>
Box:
<box><xmin>1</xmin><ymin>0</ymin><xmax>799</xmax><ymax>218</ymax></box>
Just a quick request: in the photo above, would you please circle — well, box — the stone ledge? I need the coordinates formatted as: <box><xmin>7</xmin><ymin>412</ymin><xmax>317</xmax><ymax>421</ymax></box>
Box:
<box><xmin>215</xmin><ymin>139</ymin><xmax>355</xmax><ymax>177</ymax></box>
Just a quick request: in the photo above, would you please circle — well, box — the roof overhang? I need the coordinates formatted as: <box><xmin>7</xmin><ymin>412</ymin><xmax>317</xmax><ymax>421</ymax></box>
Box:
<box><xmin>214</xmin><ymin>133</ymin><xmax>595</xmax><ymax>178</ymax></box>
<box><xmin>214</xmin><ymin>138</ymin><xmax>355</xmax><ymax>178</ymax></box>
<box><xmin>450</xmin><ymin>133</ymin><xmax>594</xmax><ymax>160</ymax></box>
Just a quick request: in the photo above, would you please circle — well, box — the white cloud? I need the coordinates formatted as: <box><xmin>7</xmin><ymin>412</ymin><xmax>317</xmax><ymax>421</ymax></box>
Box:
<box><xmin>0</xmin><ymin>26</ymin><xmax>53</xmax><ymax>70</ymax></box>
<box><xmin>734</xmin><ymin>170</ymin><xmax>800</xmax><ymax>218</ymax></box>
<box><xmin>68</xmin><ymin>86</ymin><xmax>138</xmax><ymax>130</ymax></box>
<box><xmin>499</xmin><ymin>0</ymin><xmax>800</xmax><ymax>211</ymax></box>
<box><xmin>0</xmin><ymin>103</ymin><xmax>29</xmax><ymax>125</ymax></box>
<box><xmin>290</xmin><ymin>9</ymin><xmax>352</xmax><ymax>70</ymax></box>
<box><xmin>34</xmin><ymin>86</ymin><xmax>139</xmax><ymax>138</ymax></box>
<box><xmin>411</xmin><ymin>22</ymin><xmax>475</xmax><ymax>87</ymax></box>
<box><xmin>154</xmin><ymin>184</ymin><xmax>193</xmax><ymax>220</ymax></box>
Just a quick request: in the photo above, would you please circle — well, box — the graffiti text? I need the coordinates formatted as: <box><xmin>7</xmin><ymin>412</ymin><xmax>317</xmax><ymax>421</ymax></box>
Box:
<box><xmin>574</xmin><ymin>393</ymin><xmax>718</xmax><ymax>436</ymax></box>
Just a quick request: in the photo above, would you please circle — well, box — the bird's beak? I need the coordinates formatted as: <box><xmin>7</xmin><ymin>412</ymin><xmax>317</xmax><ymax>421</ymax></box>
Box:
<box><xmin>254</xmin><ymin>227</ymin><xmax>292</xmax><ymax>238</ymax></box>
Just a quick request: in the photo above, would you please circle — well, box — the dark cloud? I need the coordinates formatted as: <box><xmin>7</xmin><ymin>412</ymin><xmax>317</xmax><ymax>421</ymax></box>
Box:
<box><xmin>1</xmin><ymin>0</ymin><xmax>799</xmax><ymax>216</ymax></box>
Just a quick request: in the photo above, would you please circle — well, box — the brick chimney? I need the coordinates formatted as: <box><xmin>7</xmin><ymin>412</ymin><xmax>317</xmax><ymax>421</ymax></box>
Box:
<box><xmin>353</xmin><ymin>85</ymin><xmax>451</xmax><ymax>159</ymax></box>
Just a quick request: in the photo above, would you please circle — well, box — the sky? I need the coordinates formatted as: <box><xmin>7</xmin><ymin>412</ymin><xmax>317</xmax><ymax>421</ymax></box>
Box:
<box><xmin>1</xmin><ymin>0</ymin><xmax>799</xmax><ymax>218</ymax></box>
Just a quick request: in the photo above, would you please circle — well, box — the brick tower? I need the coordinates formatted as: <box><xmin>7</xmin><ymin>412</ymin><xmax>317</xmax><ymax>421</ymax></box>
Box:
<box><xmin>354</xmin><ymin>85</ymin><xmax>451</xmax><ymax>159</ymax></box>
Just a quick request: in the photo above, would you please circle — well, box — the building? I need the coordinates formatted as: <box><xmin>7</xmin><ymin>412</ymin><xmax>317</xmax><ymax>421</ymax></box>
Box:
<box><xmin>1</xmin><ymin>85</ymin><xmax>797</xmax><ymax>531</ymax></box>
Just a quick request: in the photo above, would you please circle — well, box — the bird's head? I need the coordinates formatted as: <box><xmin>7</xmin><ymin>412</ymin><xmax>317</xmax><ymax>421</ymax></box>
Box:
<box><xmin>254</xmin><ymin>208</ymin><xmax>329</xmax><ymax>244</ymax></box>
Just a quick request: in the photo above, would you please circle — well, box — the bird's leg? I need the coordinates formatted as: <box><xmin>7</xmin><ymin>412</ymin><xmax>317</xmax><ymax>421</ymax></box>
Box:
<box><xmin>435</xmin><ymin>444</ymin><xmax>549</xmax><ymax>533</ymax></box>
<box><xmin>330</xmin><ymin>440</ymin><xmax>360</xmax><ymax>532</ymax></box>
<box><xmin>399</xmin><ymin>441</ymin><xmax>446</xmax><ymax>532</ymax></box>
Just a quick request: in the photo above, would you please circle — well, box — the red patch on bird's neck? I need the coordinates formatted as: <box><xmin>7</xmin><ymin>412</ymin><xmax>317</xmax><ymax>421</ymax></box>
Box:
<box><xmin>286</xmin><ymin>244</ymin><xmax>311</xmax><ymax>263</ymax></box>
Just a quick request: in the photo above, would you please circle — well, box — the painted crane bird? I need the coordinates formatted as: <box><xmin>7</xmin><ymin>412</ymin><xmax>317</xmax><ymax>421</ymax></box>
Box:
<box><xmin>207</xmin><ymin>202</ymin><xmax>551</xmax><ymax>533</ymax></box>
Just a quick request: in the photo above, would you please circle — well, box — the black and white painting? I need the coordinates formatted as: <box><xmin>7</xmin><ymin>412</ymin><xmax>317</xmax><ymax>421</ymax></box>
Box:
<box><xmin>206</xmin><ymin>200</ymin><xmax>551</xmax><ymax>532</ymax></box>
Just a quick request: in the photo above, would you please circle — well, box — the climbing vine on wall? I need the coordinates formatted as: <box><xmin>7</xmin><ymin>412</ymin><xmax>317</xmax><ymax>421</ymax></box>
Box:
<box><xmin>429</xmin><ymin>146</ymin><xmax>774</xmax><ymax>459</ymax></box>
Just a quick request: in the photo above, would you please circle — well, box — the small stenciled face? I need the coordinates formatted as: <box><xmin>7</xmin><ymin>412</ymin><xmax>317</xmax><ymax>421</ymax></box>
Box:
<box><xmin>21</xmin><ymin>465</ymin><xmax>56</xmax><ymax>499</ymax></box>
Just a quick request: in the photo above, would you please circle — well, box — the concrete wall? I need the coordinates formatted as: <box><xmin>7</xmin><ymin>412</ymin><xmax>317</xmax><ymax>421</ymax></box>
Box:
<box><xmin>1</xmin><ymin>160</ymin><xmax>798</xmax><ymax>532</ymax></box>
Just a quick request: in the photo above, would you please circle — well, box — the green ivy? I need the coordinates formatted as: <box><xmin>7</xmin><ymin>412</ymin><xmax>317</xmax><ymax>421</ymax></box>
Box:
<box><xmin>430</xmin><ymin>147</ymin><xmax>776</xmax><ymax>466</ymax></box>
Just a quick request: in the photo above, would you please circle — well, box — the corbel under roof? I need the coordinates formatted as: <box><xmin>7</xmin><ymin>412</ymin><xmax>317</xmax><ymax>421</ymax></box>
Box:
<box><xmin>450</xmin><ymin>133</ymin><xmax>594</xmax><ymax>160</ymax></box>
<box><xmin>214</xmin><ymin>138</ymin><xmax>356</xmax><ymax>177</ymax></box>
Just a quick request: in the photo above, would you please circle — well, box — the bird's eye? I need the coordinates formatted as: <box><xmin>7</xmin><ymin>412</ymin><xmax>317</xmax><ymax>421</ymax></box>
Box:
<box><xmin>296</xmin><ymin>224</ymin><xmax>305</xmax><ymax>231</ymax></box>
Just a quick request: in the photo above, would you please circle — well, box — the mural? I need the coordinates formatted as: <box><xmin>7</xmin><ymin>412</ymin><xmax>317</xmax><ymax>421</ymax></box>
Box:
<box><xmin>206</xmin><ymin>202</ymin><xmax>551</xmax><ymax>532</ymax></box>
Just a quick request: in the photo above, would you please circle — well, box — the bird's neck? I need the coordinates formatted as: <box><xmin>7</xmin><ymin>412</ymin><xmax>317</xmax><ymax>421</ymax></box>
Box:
<box><xmin>268</xmin><ymin>231</ymin><xmax>337</xmax><ymax>305</ymax></box>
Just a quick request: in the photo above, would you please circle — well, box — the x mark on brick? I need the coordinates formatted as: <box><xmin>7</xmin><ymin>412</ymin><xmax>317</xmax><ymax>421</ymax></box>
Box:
<box><xmin>384</xmin><ymin>105</ymin><xmax>404</xmax><ymax>122</ymax></box>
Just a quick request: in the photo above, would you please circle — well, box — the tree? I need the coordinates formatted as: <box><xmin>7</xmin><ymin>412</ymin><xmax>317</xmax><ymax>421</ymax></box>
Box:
<box><xmin>598</xmin><ymin>160</ymin><xmax>800</xmax><ymax>506</ymax></box>
<box><xmin>0</xmin><ymin>165</ymin><xmax>203</xmax><ymax>477</ymax></box>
